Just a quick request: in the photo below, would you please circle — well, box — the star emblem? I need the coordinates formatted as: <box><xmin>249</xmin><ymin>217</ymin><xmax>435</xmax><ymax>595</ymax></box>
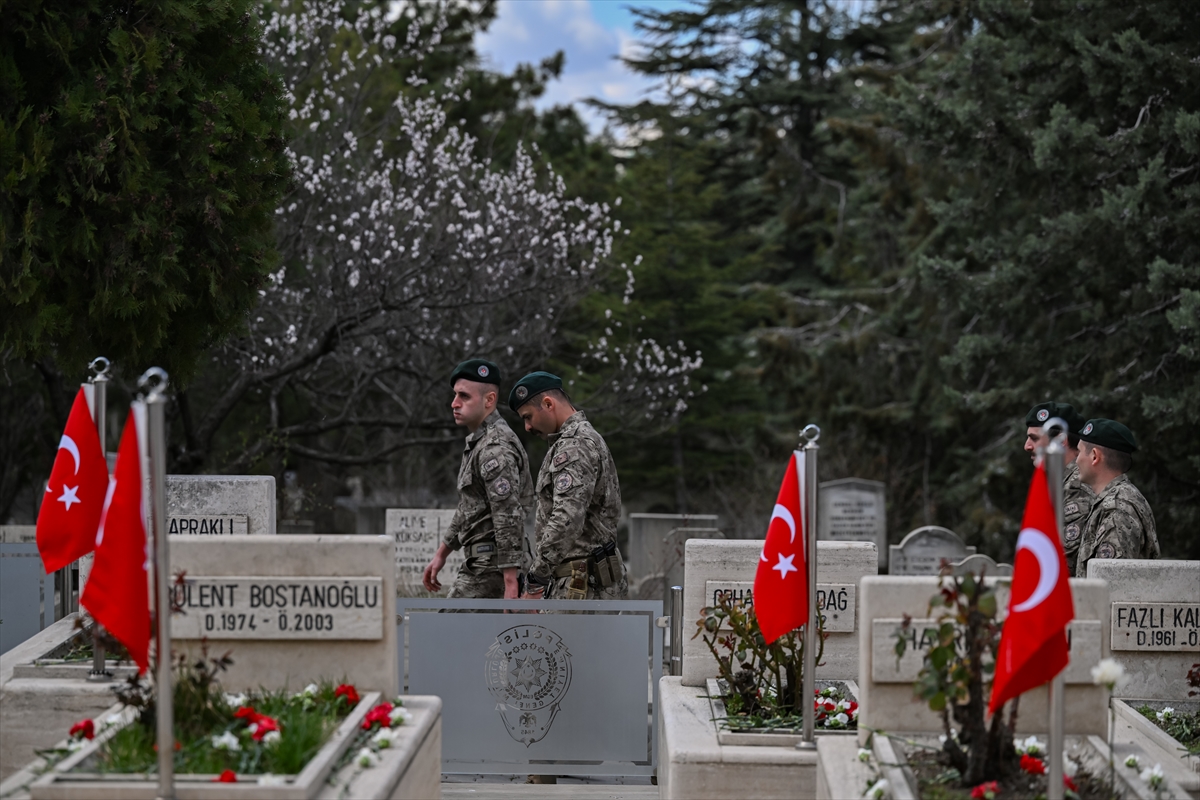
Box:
<box><xmin>510</xmin><ymin>654</ymin><xmax>547</xmax><ymax>692</ymax></box>
<box><xmin>57</xmin><ymin>484</ymin><xmax>81</xmax><ymax>511</ymax></box>
<box><xmin>772</xmin><ymin>552</ymin><xmax>798</xmax><ymax>579</ymax></box>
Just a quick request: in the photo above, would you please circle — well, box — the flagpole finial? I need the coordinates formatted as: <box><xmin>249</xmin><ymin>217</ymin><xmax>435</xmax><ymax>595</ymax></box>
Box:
<box><xmin>800</xmin><ymin>424</ymin><xmax>820</xmax><ymax>448</ymax></box>
<box><xmin>137</xmin><ymin>367</ymin><xmax>169</xmax><ymax>401</ymax></box>
<box><xmin>1040</xmin><ymin>416</ymin><xmax>1069</xmax><ymax>456</ymax></box>
<box><xmin>88</xmin><ymin>357</ymin><xmax>110</xmax><ymax>380</ymax></box>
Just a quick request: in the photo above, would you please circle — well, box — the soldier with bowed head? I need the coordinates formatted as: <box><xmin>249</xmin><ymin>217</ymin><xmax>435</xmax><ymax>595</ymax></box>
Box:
<box><xmin>1073</xmin><ymin>418</ymin><xmax>1158</xmax><ymax>577</ymax></box>
<box><xmin>1023</xmin><ymin>401</ymin><xmax>1094</xmax><ymax>575</ymax></box>
<box><xmin>423</xmin><ymin>359</ymin><xmax>532</xmax><ymax>599</ymax></box>
<box><xmin>508</xmin><ymin>371</ymin><xmax>628</xmax><ymax>601</ymax></box>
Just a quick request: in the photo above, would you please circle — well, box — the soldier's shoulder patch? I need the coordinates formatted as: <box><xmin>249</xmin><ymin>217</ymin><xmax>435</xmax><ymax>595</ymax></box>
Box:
<box><xmin>492</xmin><ymin>477</ymin><xmax>512</xmax><ymax>497</ymax></box>
<box><xmin>552</xmin><ymin>451</ymin><xmax>571</xmax><ymax>468</ymax></box>
<box><xmin>482</xmin><ymin>457</ymin><xmax>500</xmax><ymax>476</ymax></box>
<box><xmin>1064</xmin><ymin>502</ymin><xmax>1079</xmax><ymax>516</ymax></box>
<box><xmin>1065</xmin><ymin>523</ymin><xmax>1080</xmax><ymax>542</ymax></box>
<box><xmin>555</xmin><ymin>472</ymin><xmax>573</xmax><ymax>492</ymax></box>
<box><xmin>1096</xmin><ymin>542</ymin><xmax>1116</xmax><ymax>559</ymax></box>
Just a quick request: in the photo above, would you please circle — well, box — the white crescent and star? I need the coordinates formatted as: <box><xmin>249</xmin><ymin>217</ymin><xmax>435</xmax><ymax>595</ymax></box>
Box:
<box><xmin>58</xmin><ymin>434</ymin><xmax>81</xmax><ymax>474</ymax></box>
<box><xmin>769</xmin><ymin>503</ymin><xmax>796</xmax><ymax>543</ymax></box>
<box><xmin>57</xmin><ymin>485</ymin><xmax>81</xmax><ymax>511</ymax></box>
<box><xmin>772</xmin><ymin>552</ymin><xmax>798</xmax><ymax>579</ymax></box>
<box><xmin>1012</xmin><ymin>526</ymin><xmax>1059</xmax><ymax>613</ymax></box>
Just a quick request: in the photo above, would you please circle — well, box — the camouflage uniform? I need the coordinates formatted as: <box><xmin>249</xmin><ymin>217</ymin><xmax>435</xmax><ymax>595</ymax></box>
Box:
<box><xmin>532</xmin><ymin>411</ymin><xmax>628</xmax><ymax>600</ymax></box>
<box><xmin>1074</xmin><ymin>473</ymin><xmax>1158</xmax><ymax>578</ymax></box>
<box><xmin>1061</xmin><ymin>460</ymin><xmax>1095</xmax><ymax>578</ymax></box>
<box><xmin>443</xmin><ymin>409</ymin><xmax>533</xmax><ymax>598</ymax></box>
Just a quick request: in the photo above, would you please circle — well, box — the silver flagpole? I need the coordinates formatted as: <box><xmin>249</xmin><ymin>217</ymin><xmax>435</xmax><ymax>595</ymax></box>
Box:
<box><xmin>141</xmin><ymin>368</ymin><xmax>174</xmax><ymax>800</ymax></box>
<box><xmin>1042</xmin><ymin>417</ymin><xmax>1068</xmax><ymax>800</ymax></box>
<box><xmin>798</xmin><ymin>424</ymin><xmax>821</xmax><ymax>749</ymax></box>
<box><xmin>87</xmin><ymin>358</ymin><xmax>112</xmax><ymax>683</ymax></box>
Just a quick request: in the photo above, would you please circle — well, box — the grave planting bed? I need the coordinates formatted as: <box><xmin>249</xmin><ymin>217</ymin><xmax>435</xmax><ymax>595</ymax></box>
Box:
<box><xmin>1113</xmin><ymin>698</ymin><xmax>1200</xmax><ymax>797</ymax></box>
<box><xmin>12</xmin><ymin>689</ymin><xmax>442</xmax><ymax>799</ymax></box>
<box><xmin>837</xmin><ymin>732</ymin><xmax>1192</xmax><ymax>800</ymax></box>
<box><xmin>706</xmin><ymin>678</ymin><xmax>858</xmax><ymax>746</ymax></box>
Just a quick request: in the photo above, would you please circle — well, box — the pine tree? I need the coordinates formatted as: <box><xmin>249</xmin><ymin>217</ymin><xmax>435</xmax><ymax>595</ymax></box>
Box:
<box><xmin>1</xmin><ymin>0</ymin><xmax>291</xmax><ymax>381</ymax></box>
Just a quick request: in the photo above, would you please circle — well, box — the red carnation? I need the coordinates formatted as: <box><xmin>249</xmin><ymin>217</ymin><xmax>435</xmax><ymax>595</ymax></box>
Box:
<box><xmin>235</xmin><ymin>706</ymin><xmax>262</xmax><ymax>723</ymax></box>
<box><xmin>361</xmin><ymin>702</ymin><xmax>394</xmax><ymax>730</ymax></box>
<box><xmin>214</xmin><ymin>769</ymin><xmax>237</xmax><ymax>783</ymax></box>
<box><xmin>971</xmin><ymin>781</ymin><xmax>1000</xmax><ymax>800</ymax></box>
<box><xmin>1020</xmin><ymin>754</ymin><xmax>1046</xmax><ymax>775</ymax></box>
<box><xmin>250</xmin><ymin>715</ymin><xmax>280</xmax><ymax>741</ymax></box>
<box><xmin>334</xmin><ymin>684</ymin><xmax>360</xmax><ymax>705</ymax></box>
<box><xmin>1064</xmin><ymin>775</ymin><xmax>1078</xmax><ymax>793</ymax></box>
<box><xmin>69</xmin><ymin>719</ymin><xmax>95</xmax><ymax>740</ymax></box>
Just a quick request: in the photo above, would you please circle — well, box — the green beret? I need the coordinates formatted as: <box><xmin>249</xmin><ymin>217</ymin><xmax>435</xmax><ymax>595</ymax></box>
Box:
<box><xmin>1077</xmin><ymin>418</ymin><xmax>1138</xmax><ymax>453</ymax></box>
<box><xmin>509</xmin><ymin>371</ymin><xmax>562</xmax><ymax>412</ymax></box>
<box><xmin>1025</xmin><ymin>401</ymin><xmax>1087</xmax><ymax>435</ymax></box>
<box><xmin>450</xmin><ymin>358</ymin><xmax>501</xmax><ymax>388</ymax></box>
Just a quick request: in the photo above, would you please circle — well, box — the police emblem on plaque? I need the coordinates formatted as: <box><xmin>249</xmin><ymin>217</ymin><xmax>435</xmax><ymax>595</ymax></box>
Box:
<box><xmin>484</xmin><ymin>624</ymin><xmax>572</xmax><ymax>746</ymax></box>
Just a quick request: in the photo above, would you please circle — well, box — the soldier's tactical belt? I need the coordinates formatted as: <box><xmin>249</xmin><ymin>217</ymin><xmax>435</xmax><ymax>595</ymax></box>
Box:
<box><xmin>463</xmin><ymin>540</ymin><xmax>499</xmax><ymax>575</ymax></box>
<box><xmin>551</xmin><ymin>541</ymin><xmax>624</xmax><ymax>599</ymax></box>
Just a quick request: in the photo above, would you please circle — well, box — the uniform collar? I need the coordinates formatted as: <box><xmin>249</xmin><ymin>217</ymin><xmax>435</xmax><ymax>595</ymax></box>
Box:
<box><xmin>1098</xmin><ymin>472</ymin><xmax>1129</xmax><ymax>497</ymax></box>
<box><xmin>547</xmin><ymin>410</ymin><xmax>586</xmax><ymax>446</ymax></box>
<box><xmin>465</xmin><ymin>409</ymin><xmax>503</xmax><ymax>447</ymax></box>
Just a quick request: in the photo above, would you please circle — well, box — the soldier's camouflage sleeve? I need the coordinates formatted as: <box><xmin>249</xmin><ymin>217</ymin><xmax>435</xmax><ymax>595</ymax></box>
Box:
<box><xmin>478</xmin><ymin>441</ymin><xmax>526</xmax><ymax>570</ymax></box>
<box><xmin>531</xmin><ymin>440</ymin><xmax>598</xmax><ymax>578</ymax></box>
<box><xmin>1088</xmin><ymin>483</ymin><xmax>1158</xmax><ymax>563</ymax></box>
<box><xmin>443</xmin><ymin>505</ymin><xmax>465</xmax><ymax>551</ymax></box>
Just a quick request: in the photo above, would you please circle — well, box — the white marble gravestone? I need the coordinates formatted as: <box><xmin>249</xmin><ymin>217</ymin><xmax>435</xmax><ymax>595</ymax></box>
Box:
<box><xmin>857</xmin><ymin>575</ymin><xmax>1110</xmax><ymax>738</ymax></box>
<box><xmin>681</xmin><ymin>539</ymin><xmax>878</xmax><ymax>687</ymax></box>
<box><xmin>627</xmin><ymin>513</ymin><xmax>720</xmax><ymax>584</ymax></box>
<box><xmin>166</xmin><ymin>475</ymin><xmax>276</xmax><ymax>536</ymax></box>
<box><xmin>170</xmin><ymin>535</ymin><xmax>397</xmax><ymax>695</ymax></box>
<box><xmin>385</xmin><ymin>508</ymin><xmax>460</xmax><ymax>594</ymax></box>
<box><xmin>818</xmin><ymin>478</ymin><xmax>888</xmax><ymax>570</ymax></box>
<box><xmin>1088</xmin><ymin>559</ymin><xmax>1200</xmax><ymax>700</ymax></box>
<box><xmin>888</xmin><ymin>525</ymin><xmax>976</xmax><ymax>575</ymax></box>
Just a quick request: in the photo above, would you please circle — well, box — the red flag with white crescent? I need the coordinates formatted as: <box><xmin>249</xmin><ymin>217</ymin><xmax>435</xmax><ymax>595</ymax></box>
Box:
<box><xmin>988</xmin><ymin>462</ymin><xmax>1075</xmax><ymax>713</ymax></box>
<box><xmin>36</xmin><ymin>387</ymin><xmax>109</xmax><ymax>573</ymax></box>
<box><xmin>753</xmin><ymin>452</ymin><xmax>809</xmax><ymax>644</ymax></box>
<box><xmin>81</xmin><ymin>407</ymin><xmax>151</xmax><ymax>674</ymax></box>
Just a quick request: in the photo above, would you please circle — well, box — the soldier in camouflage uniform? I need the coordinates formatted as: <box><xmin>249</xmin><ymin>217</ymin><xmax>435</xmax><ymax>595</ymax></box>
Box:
<box><xmin>1023</xmin><ymin>402</ymin><xmax>1095</xmax><ymax>575</ymax></box>
<box><xmin>507</xmin><ymin>371</ymin><xmax>628</xmax><ymax>601</ymax></box>
<box><xmin>423</xmin><ymin>359</ymin><xmax>533</xmax><ymax>599</ymax></box>
<box><xmin>1073</xmin><ymin>418</ymin><xmax>1158</xmax><ymax>577</ymax></box>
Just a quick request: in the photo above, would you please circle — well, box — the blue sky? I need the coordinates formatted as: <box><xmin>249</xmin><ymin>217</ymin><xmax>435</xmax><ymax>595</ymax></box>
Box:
<box><xmin>476</xmin><ymin>0</ymin><xmax>693</xmax><ymax>131</ymax></box>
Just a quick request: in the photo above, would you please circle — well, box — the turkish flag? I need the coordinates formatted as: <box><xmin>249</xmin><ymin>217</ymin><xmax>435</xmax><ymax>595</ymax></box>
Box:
<box><xmin>988</xmin><ymin>463</ymin><xmax>1075</xmax><ymax>713</ymax></box>
<box><xmin>753</xmin><ymin>452</ymin><xmax>809</xmax><ymax>644</ymax></box>
<box><xmin>81</xmin><ymin>408</ymin><xmax>151</xmax><ymax>674</ymax></box>
<box><xmin>36</xmin><ymin>387</ymin><xmax>109</xmax><ymax>573</ymax></box>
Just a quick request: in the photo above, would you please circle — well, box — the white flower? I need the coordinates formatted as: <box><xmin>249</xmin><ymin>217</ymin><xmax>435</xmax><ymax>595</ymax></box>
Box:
<box><xmin>1063</xmin><ymin>755</ymin><xmax>1079</xmax><ymax>779</ymax></box>
<box><xmin>355</xmin><ymin>747</ymin><xmax>379</xmax><ymax>768</ymax></box>
<box><xmin>388</xmin><ymin>706</ymin><xmax>413</xmax><ymax>726</ymax></box>
<box><xmin>1019</xmin><ymin>735</ymin><xmax>1044</xmax><ymax>756</ymax></box>
<box><xmin>303</xmin><ymin>683</ymin><xmax>319</xmax><ymax>697</ymax></box>
<box><xmin>372</xmin><ymin>728</ymin><xmax>395</xmax><ymax>748</ymax></box>
<box><xmin>67</xmin><ymin>739</ymin><xmax>87</xmax><ymax>752</ymax></box>
<box><xmin>1139</xmin><ymin>763</ymin><xmax>1165</xmax><ymax>789</ymax></box>
<box><xmin>103</xmin><ymin>713</ymin><xmax>123</xmax><ymax>729</ymax></box>
<box><xmin>262</xmin><ymin>730</ymin><xmax>282</xmax><ymax>746</ymax></box>
<box><xmin>211</xmin><ymin>731</ymin><xmax>242</xmax><ymax>752</ymax></box>
<box><xmin>834</xmin><ymin>712</ymin><xmax>850</xmax><ymax>725</ymax></box>
<box><xmin>1091</xmin><ymin>658</ymin><xmax>1127</xmax><ymax>689</ymax></box>
<box><xmin>857</xmin><ymin>747</ymin><xmax>872</xmax><ymax>763</ymax></box>
<box><xmin>863</xmin><ymin>778</ymin><xmax>888</xmax><ymax>799</ymax></box>
<box><xmin>247</xmin><ymin>722</ymin><xmax>259</xmax><ymax>735</ymax></box>
<box><xmin>1125</xmin><ymin>754</ymin><xmax>1141</xmax><ymax>768</ymax></box>
<box><xmin>1156</xmin><ymin>706</ymin><xmax>1175</xmax><ymax>722</ymax></box>
<box><xmin>225</xmin><ymin>693</ymin><xmax>248</xmax><ymax>708</ymax></box>
<box><xmin>258</xmin><ymin>774</ymin><xmax>288</xmax><ymax>786</ymax></box>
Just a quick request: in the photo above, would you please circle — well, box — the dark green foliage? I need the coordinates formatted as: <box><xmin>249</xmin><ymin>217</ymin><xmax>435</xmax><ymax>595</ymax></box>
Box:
<box><xmin>0</xmin><ymin>0</ymin><xmax>291</xmax><ymax>381</ymax></box>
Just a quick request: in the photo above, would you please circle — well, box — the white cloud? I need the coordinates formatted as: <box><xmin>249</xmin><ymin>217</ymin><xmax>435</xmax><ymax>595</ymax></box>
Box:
<box><xmin>476</xmin><ymin>0</ymin><xmax>678</xmax><ymax>132</ymax></box>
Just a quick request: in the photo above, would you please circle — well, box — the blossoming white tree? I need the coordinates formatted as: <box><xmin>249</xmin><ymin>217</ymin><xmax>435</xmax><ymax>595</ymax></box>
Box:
<box><xmin>174</xmin><ymin>1</ymin><xmax>699</xmax><ymax>473</ymax></box>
